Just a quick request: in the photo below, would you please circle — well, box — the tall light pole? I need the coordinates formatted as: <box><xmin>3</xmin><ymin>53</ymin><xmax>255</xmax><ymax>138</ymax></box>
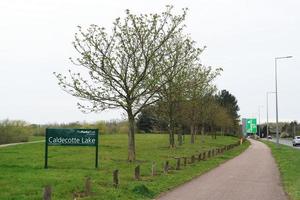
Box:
<box><xmin>266</xmin><ymin>92</ymin><xmax>275</xmax><ymax>138</ymax></box>
<box><xmin>275</xmin><ymin>56</ymin><xmax>292</xmax><ymax>147</ymax></box>
<box><xmin>258</xmin><ymin>105</ymin><xmax>263</xmax><ymax>137</ymax></box>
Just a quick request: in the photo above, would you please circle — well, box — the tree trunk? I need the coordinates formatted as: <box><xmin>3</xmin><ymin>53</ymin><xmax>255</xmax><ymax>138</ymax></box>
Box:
<box><xmin>190</xmin><ymin>125</ymin><xmax>195</xmax><ymax>144</ymax></box>
<box><xmin>195</xmin><ymin>126</ymin><xmax>198</xmax><ymax>141</ymax></box>
<box><xmin>177</xmin><ymin>129</ymin><xmax>183</xmax><ymax>146</ymax></box>
<box><xmin>201</xmin><ymin>122</ymin><xmax>205</xmax><ymax>143</ymax></box>
<box><xmin>127</xmin><ymin>110</ymin><xmax>136</xmax><ymax>161</ymax></box>
<box><xmin>169</xmin><ymin>125</ymin><xmax>175</xmax><ymax>148</ymax></box>
<box><xmin>168</xmin><ymin>102</ymin><xmax>175</xmax><ymax>148</ymax></box>
<box><xmin>213</xmin><ymin>127</ymin><xmax>217</xmax><ymax>139</ymax></box>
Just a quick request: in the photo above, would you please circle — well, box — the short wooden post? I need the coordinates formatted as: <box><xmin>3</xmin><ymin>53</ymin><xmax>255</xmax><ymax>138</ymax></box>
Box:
<box><xmin>208</xmin><ymin>150</ymin><xmax>211</xmax><ymax>158</ymax></box>
<box><xmin>151</xmin><ymin>162</ymin><xmax>156</xmax><ymax>176</ymax></box>
<box><xmin>202</xmin><ymin>152</ymin><xmax>206</xmax><ymax>160</ymax></box>
<box><xmin>164</xmin><ymin>161</ymin><xmax>169</xmax><ymax>173</ymax></box>
<box><xmin>175</xmin><ymin>158</ymin><xmax>181</xmax><ymax>170</ymax></box>
<box><xmin>183</xmin><ymin>157</ymin><xmax>187</xmax><ymax>166</ymax></box>
<box><xmin>191</xmin><ymin>155</ymin><xmax>195</xmax><ymax>163</ymax></box>
<box><xmin>198</xmin><ymin>153</ymin><xmax>202</xmax><ymax>161</ymax></box>
<box><xmin>134</xmin><ymin>165</ymin><xmax>140</xmax><ymax>180</ymax></box>
<box><xmin>43</xmin><ymin>185</ymin><xmax>52</xmax><ymax>200</ymax></box>
<box><xmin>113</xmin><ymin>169</ymin><xmax>119</xmax><ymax>188</ymax></box>
<box><xmin>85</xmin><ymin>177</ymin><xmax>92</xmax><ymax>196</ymax></box>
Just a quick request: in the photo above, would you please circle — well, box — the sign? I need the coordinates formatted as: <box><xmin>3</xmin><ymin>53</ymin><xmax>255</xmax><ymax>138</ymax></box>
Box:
<box><xmin>44</xmin><ymin>128</ymin><xmax>99</xmax><ymax>168</ymax></box>
<box><xmin>246</xmin><ymin>118</ymin><xmax>257</xmax><ymax>134</ymax></box>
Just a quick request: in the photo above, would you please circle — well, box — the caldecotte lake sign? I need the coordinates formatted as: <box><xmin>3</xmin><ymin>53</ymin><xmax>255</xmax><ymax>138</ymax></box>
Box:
<box><xmin>48</xmin><ymin>137</ymin><xmax>95</xmax><ymax>145</ymax></box>
<box><xmin>44</xmin><ymin>128</ymin><xmax>99</xmax><ymax>168</ymax></box>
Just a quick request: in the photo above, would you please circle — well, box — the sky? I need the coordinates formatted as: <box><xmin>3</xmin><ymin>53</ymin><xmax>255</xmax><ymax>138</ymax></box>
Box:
<box><xmin>0</xmin><ymin>0</ymin><xmax>299</xmax><ymax>124</ymax></box>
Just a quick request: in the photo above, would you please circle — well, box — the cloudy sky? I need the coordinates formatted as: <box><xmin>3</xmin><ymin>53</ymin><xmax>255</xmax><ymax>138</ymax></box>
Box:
<box><xmin>0</xmin><ymin>0</ymin><xmax>299</xmax><ymax>124</ymax></box>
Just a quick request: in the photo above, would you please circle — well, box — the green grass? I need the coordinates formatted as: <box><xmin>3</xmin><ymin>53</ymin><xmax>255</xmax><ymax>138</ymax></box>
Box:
<box><xmin>263</xmin><ymin>141</ymin><xmax>300</xmax><ymax>200</ymax></box>
<box><xmin>28</xmin><ymin>136</ymin><xmax>44</xmax><ymax>142</ymax></box>
<box><xmin>0</xmin><ymin>134</ymin><xmax>249</xmax><ymax>200</ymax></box>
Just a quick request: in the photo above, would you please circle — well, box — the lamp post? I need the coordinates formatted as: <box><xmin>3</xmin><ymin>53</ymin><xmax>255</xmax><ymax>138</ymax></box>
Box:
<box><xmin>275</xmin><ymin>56</ymin><xmax>292</xmax><ymax>147</ymax></box>
<box><xmin>266</xmin><ymin>92</ymin><xmax>275</xmax><ymax>138</ymax></box>
<box><xmin>258</xmin><ymin>106</ymin><xmax>263</xmax><ymax>137</ymax></box>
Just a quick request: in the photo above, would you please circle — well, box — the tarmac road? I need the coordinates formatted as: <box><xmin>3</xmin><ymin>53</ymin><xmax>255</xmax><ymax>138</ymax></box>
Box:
<box><xmin>156</xmin><ymin>139</ymin><xmax>287</xmax><ymax>200</ymax></box>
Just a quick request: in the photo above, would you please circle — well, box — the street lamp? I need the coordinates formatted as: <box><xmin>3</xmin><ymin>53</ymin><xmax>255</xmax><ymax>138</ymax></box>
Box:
<box><xmin>266</xmin><ymin>91</ymin><xmax>275</xmax><ymax>138</ymax></box>
<box><xmin>258</xmin><ymin>105</ymin><xmax>263</xmax><ymax>137</ymax></box>
<box><xmin>275</xmin><ymin>56</ymin><xmax>292</xmax><ymax>147</ymax></box>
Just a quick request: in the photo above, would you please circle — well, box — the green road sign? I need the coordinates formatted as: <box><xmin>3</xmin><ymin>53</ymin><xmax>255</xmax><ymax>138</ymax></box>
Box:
<box><xmin>246</xmin><ymin>118</ymin><xmax>257</xmax><ymax>133</ymax></box>
<box><xmin>45</xmin><ymin>128</ymin><xmax>99</xmax><ymax>168</ymax></box>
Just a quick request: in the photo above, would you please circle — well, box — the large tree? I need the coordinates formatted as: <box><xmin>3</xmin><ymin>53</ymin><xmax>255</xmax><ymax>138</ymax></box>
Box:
<box><xmin>54</xmin><ymin>6</ymin><xmax>190</xmax><ymax>161</ymax></box>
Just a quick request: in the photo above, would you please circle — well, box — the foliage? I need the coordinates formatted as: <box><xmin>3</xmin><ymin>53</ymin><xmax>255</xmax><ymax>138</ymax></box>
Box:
<box><xmin>136</xmin><ymin>107</ymin><xmax>158</xmax><ymax>133</ymax></box>
<box><xmin>216</xmin><ymin>90</ymin><xmax>240</xmax><ymax>130</ymax></box>
<box><xmin>0</xmin><ymin>119</ymin><xmax>31</xmax><ymax>144</ymax></box>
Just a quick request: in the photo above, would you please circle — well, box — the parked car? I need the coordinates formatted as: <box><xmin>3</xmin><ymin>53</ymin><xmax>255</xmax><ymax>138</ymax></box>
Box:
<box><xmin>292</xmin><ymin>136</ymin><xmax>300</xmax><ymax>146</ymax></box>
<box><xmin>267</xmin><ymin>135</ymin><xmax>272</xmax><ymax>139</ymax></box>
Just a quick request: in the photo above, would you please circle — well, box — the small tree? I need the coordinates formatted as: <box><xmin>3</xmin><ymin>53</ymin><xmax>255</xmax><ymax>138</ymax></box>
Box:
<box><xmin>54</xmin><ymin>6</ymin><xmax>189</xmax><ymax>161</ymax></box>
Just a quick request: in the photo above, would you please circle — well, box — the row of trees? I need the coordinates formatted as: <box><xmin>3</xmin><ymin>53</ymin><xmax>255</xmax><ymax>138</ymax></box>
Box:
<box><xmin>136</xmin><ymin>90</ymin><xmax>240</xmax><ymax>142</ymax></box>
<box><xmin>259</xmin><ymin>121</ymin><xmax>300</xmax><ymax>138</ymax></box>
<box><xmin>54</xmin><ymin>6</ymin><xmax>239</xmax><ymax>161</ymax></box>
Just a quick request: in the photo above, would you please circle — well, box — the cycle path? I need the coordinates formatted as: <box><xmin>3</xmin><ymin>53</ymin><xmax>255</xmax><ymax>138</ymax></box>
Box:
<box><xmin>156</xmin><ymin>139</ymin><xmax>287</xmax><ymax>200</ymax></box>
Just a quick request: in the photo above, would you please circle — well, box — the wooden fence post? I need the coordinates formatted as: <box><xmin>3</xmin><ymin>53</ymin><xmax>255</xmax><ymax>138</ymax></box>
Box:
<box><xmin>175</xmin><ymin>158</ymin><xmax>181</xmax><ymax>170</ymax></box>
<box><xmin>113</xmin><ymin>169</ymin><xmax>119</xmax><ymax>188</ymax></box>
<box><xmin>183</xmin><ymin>157</ymin><xmax>187</xmax><ymax>166</ymax></box>
<box><xmin>151</xmin><ymin>162</ymin><xmax>156</xmax><ymax>176</ymax></box>
<box><xmin>43</xmin><ymin>185</ymin><xmax>52</xmax><ymax>200</ymax></box>
<box><xmin>85</xmin><ymin>177</ymin><xmax>92</xmax><ymax>196</ymax></box>
<box><xmin>198</xmin><ymin>153</ymin><xmax>202</xmax><ymax>161</ymax></box>
<box><xmin>134</xmin><ymin>165</ymin><xmax>140</xmax><ymax>180</ymax></box>
<box><xmin>191</xmin><ymin>155</ymin><xmax>195</xmax><ymax>164</ymax></box>
<box><xmin>202</xmin><ymin>152</ymin><xmax>206</xmax><ymax>160</ymax></box>
<box><xmin>164</xmin><ymin>161</ymin><xmax>169</xmax><ymax>173</ymax></box>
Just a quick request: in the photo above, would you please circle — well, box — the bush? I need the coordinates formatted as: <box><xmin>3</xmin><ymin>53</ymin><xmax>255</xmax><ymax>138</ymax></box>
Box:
<box><xmin>280</xmin><ymin>131</ymin><xmax>290</xmax><ymax>138</ymax></box>
<box><xmin>0</xmin><ymin>119</ymin><xmax>31</xmax><ymax>144</ymax></box>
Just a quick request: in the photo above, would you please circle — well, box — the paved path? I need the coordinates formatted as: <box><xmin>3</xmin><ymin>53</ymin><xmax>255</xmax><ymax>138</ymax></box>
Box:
<box><xmin>0</xmin><ymin>140</ymin><xmax>44</xmax><ymax>148</ymax></box>
<box><xmin>156</xmin><ymin>139</ymin><xmax>287</xmax><ymax>200</ymax></box>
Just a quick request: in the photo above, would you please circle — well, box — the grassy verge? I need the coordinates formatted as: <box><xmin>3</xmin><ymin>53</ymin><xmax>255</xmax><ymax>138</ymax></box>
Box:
<box><xmin>263</xmin><ymin>141</ymin><xmax>300</xmax><ymax>200</ymax></box>
<box><xmin>0</xmin><ymin>134</ymin><xmax>249</xmax><ymax>200</ymax></box>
